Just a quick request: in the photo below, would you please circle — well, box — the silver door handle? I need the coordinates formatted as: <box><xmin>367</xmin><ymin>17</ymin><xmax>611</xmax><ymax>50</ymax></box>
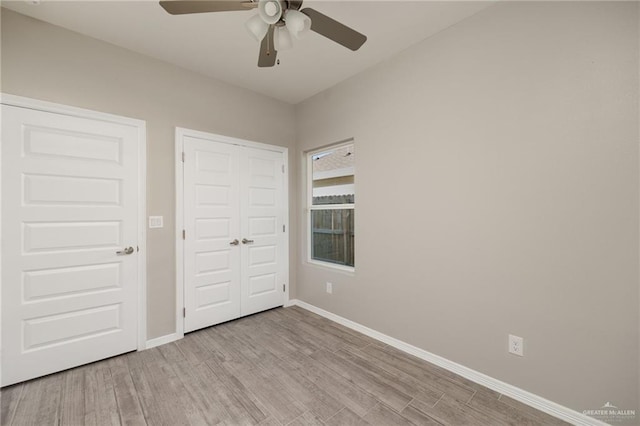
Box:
<box><xmin>116</xmin><ymin>246</ymin><xmax>134</xmax><ymax>255</ymax></box>
<box><xmin>242</xmin><ymin>238</ymin><xmax>254</xmax><ymax>244</ymax></box>
<box><xmin>230</xmin><ymin>239</ymin><xmax>240</xmax><ymax>246</ymax></box>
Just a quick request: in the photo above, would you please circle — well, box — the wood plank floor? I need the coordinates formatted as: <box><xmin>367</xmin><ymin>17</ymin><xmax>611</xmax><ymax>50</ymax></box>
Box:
<box><xmin>1</xmin><ymin>306</ymin><xmax>569</xmax><ymax>426</ymax></box>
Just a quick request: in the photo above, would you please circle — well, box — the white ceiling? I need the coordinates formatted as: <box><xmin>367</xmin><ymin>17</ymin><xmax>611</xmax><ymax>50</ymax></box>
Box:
<box><xmin>3</xmin><ymin>0</ymin><xmax>493</xmax><ymax>104</ymax></box>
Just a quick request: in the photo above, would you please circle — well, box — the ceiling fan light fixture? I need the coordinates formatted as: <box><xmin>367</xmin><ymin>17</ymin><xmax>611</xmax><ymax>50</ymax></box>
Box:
<box><xmin>284</xmin><ymin>9</ymin><xmax>311</xmax><ymax>38</ymax></box>
<box><xmin>258</xmin><ymin>0</ymin><xmax>283</xmax><ymax>25</ymax></box>
<box><xmin>274</xmin><ymin>26</ymin><xmax>293</xmax><ymax>51</ymax></box>
<box><xmin>245</xmin><ymin>14</ymin><xmax>270</xmax><ymax>42</ymax></box>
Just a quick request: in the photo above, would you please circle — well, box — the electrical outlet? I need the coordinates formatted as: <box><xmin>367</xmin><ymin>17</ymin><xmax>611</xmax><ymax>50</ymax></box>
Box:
<box><xmin>326</xmin><ymin>282</ymin><xmax>333</xmax><ymax>294</ymax></box>
<box><xmin>508</xmin><ymin>334</ymin><xmax>524</xmax><ymax>356</ymax></box>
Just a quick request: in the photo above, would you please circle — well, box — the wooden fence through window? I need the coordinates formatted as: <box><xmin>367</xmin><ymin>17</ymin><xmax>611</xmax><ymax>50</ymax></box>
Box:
<box><xmin>311</xmin><ymin>195</ymin><xmax>354</xmax><ymax>267</ymax></box>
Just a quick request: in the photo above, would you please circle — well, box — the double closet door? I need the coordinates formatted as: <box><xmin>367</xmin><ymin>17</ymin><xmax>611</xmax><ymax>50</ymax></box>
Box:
<box><xmin>182</xmin><ymin>134</ymin><xmax>287</xmax><ymax>333</ymax></box>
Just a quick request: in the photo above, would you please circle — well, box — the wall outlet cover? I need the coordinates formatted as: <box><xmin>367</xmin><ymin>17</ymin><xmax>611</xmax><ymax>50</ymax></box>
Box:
<box><xmin>326</xmin><ymin>282</ymin><xmax>333</xmax><ymax>294</ymax></box>
<box><xmin>508</xmin><ymin>334</ymin><xmax>524</xmax><ymax>356</ymax></box>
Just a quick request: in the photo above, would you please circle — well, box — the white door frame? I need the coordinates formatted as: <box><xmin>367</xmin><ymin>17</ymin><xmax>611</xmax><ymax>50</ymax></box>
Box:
<box><xmin>175</xmin><ymin>127</ymin><xmax>289</xmax><ymax>338</ymax></box>
<box><xmin>0</xmin><ymin>94</ymin><xmax>148</xmax><ymax>378</ymax></box>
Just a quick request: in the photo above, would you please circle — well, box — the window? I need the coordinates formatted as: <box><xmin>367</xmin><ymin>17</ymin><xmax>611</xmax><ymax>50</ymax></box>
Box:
<box><xmin>307</xmin><ymin>142</ymin><xmax>355</xmax><ymax>269</ymax></box>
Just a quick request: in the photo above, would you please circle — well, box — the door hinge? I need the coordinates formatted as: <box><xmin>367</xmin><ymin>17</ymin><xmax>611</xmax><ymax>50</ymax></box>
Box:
<box><xmin>182</xmin><ymin>152</ymin><xmax>185</xmax><ymax>162</ymax></box>
<box><xmin>182</xmin><ymin>229</ymin><xmax>186</xmax><ymax>240</ymax></box>
<box><xmin>183</xmin><ymin>307</ymin><xmax>186</xmax><ymax>317</ymax></box>
<box><xmin>282</xmin><ymin>165</ymin><xmax>285</xmax><ymax>173</ymax></box>
<box><xmin>283</xmin><ymin>224</ymin><xmax>285</xmax><ymax>232</ymax></box>
<box><xmin>283</xmin><ymin>284</ymin><xmax>286</xmax><ymax>292</ymax></box>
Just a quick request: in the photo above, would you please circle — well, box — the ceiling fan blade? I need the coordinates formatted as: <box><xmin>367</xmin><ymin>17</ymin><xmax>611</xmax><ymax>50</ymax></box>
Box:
<box><xmin>301</xmin><ymin>8</ymin><xmax>366</xmax><ymax>51</ymax></box>
<box><xmin>258</xmin><ymin>25</ymin><xmax>278</xmax><ymax>68</ymax></box>
<box><xmin>159</xmin><ymin>1</ymin><xmax>256</xmax><ymax>15</ymax></box>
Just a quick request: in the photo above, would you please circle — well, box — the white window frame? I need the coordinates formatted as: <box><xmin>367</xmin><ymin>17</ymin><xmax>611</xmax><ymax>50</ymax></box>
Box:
<box><xmin>306</xmin><ymin>140</ymin><xmax>355</xmax><ymax>272</ymax></box>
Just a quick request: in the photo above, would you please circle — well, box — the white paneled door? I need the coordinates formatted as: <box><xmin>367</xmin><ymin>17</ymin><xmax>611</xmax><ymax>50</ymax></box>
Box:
<box><xmin>241</xmin><ymin>148</ymin><xmax>287</xmax><ymax>316</ymax></box>
<box><xmin>181</xmin><ymin>133</ymin><xmax>286</xmax><ymax>333</ymax></box>
<box><xmin>183</xmin><ymin>137</ymin><xmax>241</xmax><ymax>332</ymax></box>
<box><xmin>1</xmin><ymin>103</ymin><xmax>142</xmax><ymax>386</ymax></box>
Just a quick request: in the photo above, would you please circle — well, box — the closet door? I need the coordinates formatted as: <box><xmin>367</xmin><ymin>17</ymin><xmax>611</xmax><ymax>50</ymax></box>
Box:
<box><xmin>183</xmin><ymin>137</ymin><xmax>241</xmax><ymax>333</ymax></box>
<box><xmin>181</xmin><ymin>130</ymin><xmax>286</xmax><ymax>333</ymax></box>
<box><xmin>240</xmin><ymin>147</ymin><xmax>286</xmax><ymax>316</ymax></box>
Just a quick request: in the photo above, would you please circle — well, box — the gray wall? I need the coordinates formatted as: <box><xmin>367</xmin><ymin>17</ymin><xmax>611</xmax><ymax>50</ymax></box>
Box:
<box><xmin>295</xmin><ymin>1</ymin><xmax>639</xmax><ymax>414</ymax></box>
<box><xmin>0</xmin><ymin>9</ymin><xmax>297</xmax><ymax>339</ymax></box>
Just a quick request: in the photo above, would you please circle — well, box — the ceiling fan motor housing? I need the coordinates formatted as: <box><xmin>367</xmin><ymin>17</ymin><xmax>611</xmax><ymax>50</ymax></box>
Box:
<box><xmin>258</xmin><ymin>0</ymin><xmax>285</xmax><ymax>24</ymax></box>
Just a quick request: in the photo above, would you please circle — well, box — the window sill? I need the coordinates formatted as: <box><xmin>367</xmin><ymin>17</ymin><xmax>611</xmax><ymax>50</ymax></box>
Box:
<box><xmin>306</xmin><ymin>259</ymin><xmax>355</xmax><ymax>275</ymax></box>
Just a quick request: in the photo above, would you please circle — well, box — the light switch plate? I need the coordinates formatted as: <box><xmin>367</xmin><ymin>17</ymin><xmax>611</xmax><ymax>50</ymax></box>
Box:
<box><xmin>148</xmin><ymin>216</ymin><xmax>163</xmax><ymax>229</ymax></box>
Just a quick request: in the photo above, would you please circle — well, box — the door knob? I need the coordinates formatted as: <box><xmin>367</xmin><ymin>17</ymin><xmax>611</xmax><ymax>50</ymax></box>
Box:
<box><xmin>229</xmin><ymin>239</ymin><xmax>240</xmax><ymax>246</ymax></box>
<box><xmin>116</xmin><ymin>246</ymin><xmax>135</xmax><ymax>255</ymax></box>
<box><xmin>242</xmin><ymin>238</ymin><xmax>254</xmax><ymax>244</ymax></box>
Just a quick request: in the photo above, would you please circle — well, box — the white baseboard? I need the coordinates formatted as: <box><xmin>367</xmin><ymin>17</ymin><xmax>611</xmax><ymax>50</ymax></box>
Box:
<box><xmin>283</xmin><ymin>299</ymin><xmax>298</xmax><ymax>308</ymax></box>
<box><xmin>287</xmin><ymin>299</ymin><xmax>607</xmax><ymax>426</ymax></box>
<box><xmin>145</xmin><ymin>332</ymin><xmax>181</xmax><ymax>350</ymax></box>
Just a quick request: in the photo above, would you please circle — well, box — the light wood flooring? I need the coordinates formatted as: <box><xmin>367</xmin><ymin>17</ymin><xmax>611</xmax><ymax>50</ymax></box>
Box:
<box><xmin>1</xmin><ymin>306</ymin><xmax>569</xmax><ymax>425</ymax></box>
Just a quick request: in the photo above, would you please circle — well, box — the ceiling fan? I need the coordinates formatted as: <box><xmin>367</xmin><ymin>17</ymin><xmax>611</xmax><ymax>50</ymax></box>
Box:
<box><xmin>159</xmin><ymin>0</ymin><xmax>367</xmax><ymax>67</ymax></box>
